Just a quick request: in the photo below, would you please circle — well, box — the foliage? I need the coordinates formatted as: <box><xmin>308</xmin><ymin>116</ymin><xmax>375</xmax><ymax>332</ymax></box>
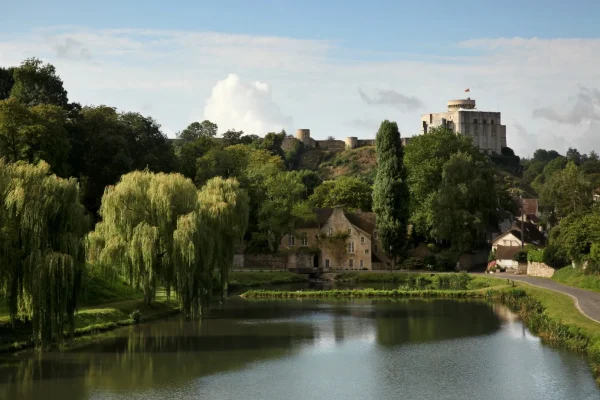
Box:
<box><xmin>552</xmin><ymin>267</ymin><xmax>600</xmax><ymax>293</ymax></box>
<box><xmin>129</xmin><ymin>309</ymin><xmax>142</xmax><ymax>323</ymax></box>
<box><xmin>0</xmin><ymin>99</ymin><xmax>70</xmax><ymax>176</ymax></box>
<box><xmin>0</xmin><ymin>66</ymin><xmax>14</xmax><ymax>100</ymax></box>
<box><xmin>372</xmin><ymin>120</ymin><xmax>409</xmax><ymax>264</ymax></box>
<box><xmin>430</xmin><ymin>151</ymin><xmax>497</xmax><ymax>252</ymax></box>
<box><xmin>501</xmin><ymin>147</ymin><xmax>515</xmax><ymax>157</ymax></box>
<box><xmin>527</xmin><ymin>249</ymin><xmax>545</xmax><ymax>263</ymax></box>
<box><xmin>309</xmin><ymin>176</ymin><xmax>372</xmax><ymax>211</ymax></box>
<box><xmin>10</xmin><ymin>58</ymin><xmax>69</xmax><ymax>108</ymax></box>
<box><xmin>488</xmin><ymin>249</ymin><xmax>496</xmax><ymax>262</ymax></box>
<box><xmin>549</xmin><ymin>209</ymin><xmax>600</xmax><ymax>264</ymax></box>
<box><xmin>177</xmin><ymin>120</ymin><xmax>218</xmax><ymax>142</ymax></box>
<box><xmin>0</xmin><ymin>160</ymin><xmax>87</xmax><ymax>346</ymax></box>
<box><xmin>539</xmin><ymin>161</ymin><xmax>592</xmax><ymax>223</ymax></box>
<box><xmin>543</xmin><ymin>243</ymin><xmax>569</xmax><ymax>269</ymax></box>
<box><xmin>405</xmin><ymin>127</ymin><xmax>495</xmax><ymax>250</ymax></box>
<box><xmin>87</xmin><ymin>170</ymin><xmax>249</xmax><ymax>315</ymax></box>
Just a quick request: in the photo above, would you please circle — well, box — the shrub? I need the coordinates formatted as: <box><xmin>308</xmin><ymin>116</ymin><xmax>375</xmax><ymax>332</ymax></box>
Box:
<box><xmin>401</xmin><ymin>257</ymin><xmax>424</xmax><ymax>270</ymax></box>
<box><xmin>436</xmin><ymin>251</ymin><xmax>459</xmax><ymax>271</ymax></box>
<box><xmin>424</xmin><ymin>254</ymin><xmax>437</xmax><ymax>268</ymax></box>
<box><xmin>129</xmin><ymin>310</ymin><xmax>142</xmax><ymax>324</ymax></box>
<box><xmin>488</xmin><ymin>249</ymin><xmax>496</xmax><ymax>262</ymax></box>
<box><xmin>527</xmin><ymin>249</ymin><xmax>544</xmax><ymax>263</ymax></box>
<box><xmin>513</xmin><ymin>250</ymin><xmax>529</xmax><ymax>263</ymax></box>
<box><xmin>543</xmin><ymin>243</ymin><xmax>569</xmax><ymax>269</ymax></box>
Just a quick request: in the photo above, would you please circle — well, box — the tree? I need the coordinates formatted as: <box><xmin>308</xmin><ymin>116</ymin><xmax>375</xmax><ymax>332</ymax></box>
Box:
<box><xmin>539</xmin><ymin>161</ymin><xmax>592</xmax><ymax>223</ymax></box>
<box><xmin>532</xmin><ymin>149</ymin><xmax>562</xmax><ymax>163</ymax></box>
<box><xmin>10</xmin><ymin>58</ymin><xmax>69</xmax><ymax>108</ymax></box>
<box><xmin>0</xmin><ymin>66</ymin><xmax>15</xmax><ymax>100</ymax></box>
<box><xmin>404</xmin><ymin>126</ymin><xmax>483</xmax><ymax>240</ymax></box>
<box><xmin>430</xmin><ymin>152</ymin><xmax>497</xmax><ymax>252</ymax></box>
<box><xmin>550</xmin><ymin>209</ymin><xmax>600</xmax><ymax>265</ymax></box>
<box><xmin>0</xmin><ymin>160</ymin><xmax>87</xmax><ymax>346</ymax></box>
<box><xmin>177</xmin><ymin>120</ymin><xmax>218</xmax><ymax>143</ymax></box>
<box><xmin>258</xmin><ymin>171</ymin><xmax>314</xmax><ymax>252</ymax></box>
<box><xmin>566</xmin><ymin>147</ymin><xmax>582</xmax><ymax>165</ymax></box>
<box><xmin>221</xmin><ymin>129</ymin><xmax>245</xmax><ymax>147</ymax></box>
<box><xmin>309</xmin><ymin>176</ymin><xmax>372</xmax><ymax>211</ymax></box>
<box><xmin>372</xmin><ymin>120</ymin><xmax>409</xmax><ymax>268</ymax></box>
<box><xmin>501</xmin><ymin>147</ymin><xmax>515</xmax><ymax>157</ymax></box>
<box><xmin>87</xmin><ymin>170</ymin><xmax>249</xmax><ymax>313</ymax></box>
<box><xmin>0</xmin><ymin>99</ymin><xmax>70</xmax><ymax>175</ymax></box>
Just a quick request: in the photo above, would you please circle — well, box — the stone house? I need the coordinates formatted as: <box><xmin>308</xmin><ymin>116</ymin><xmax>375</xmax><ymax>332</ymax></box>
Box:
<box><xmin>280</xmin><ymin>207</ymin><xmax>389</xmax><ymax>270</ymax></box>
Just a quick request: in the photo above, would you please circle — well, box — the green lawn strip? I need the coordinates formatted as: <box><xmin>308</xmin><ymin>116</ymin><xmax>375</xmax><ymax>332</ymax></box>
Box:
<box><xmin>228</xmin><ymin>271</ymin><xmax>308</xmax><ymax>288</ymax></box>
<box><xmin>552</xmin><ymin>268</ymin><xmax>600</xmax><ymax>294</ymax></box>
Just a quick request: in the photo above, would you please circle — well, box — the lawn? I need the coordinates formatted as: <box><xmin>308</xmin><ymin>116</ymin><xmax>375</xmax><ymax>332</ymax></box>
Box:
<box><xmin>552</xmin><ymin>267</ymin><xmax>600</xmax><ymax>294</ymax></box>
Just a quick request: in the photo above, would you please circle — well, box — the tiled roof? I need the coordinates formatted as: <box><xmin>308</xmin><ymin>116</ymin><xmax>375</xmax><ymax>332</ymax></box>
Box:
<box><xmin>295</xmin><ymin>208</ymin><xmax>334</xmax><ymax>229</ymax></box>
<box><xmin>521</xmin><ymin>198</ymin><xmax>538</xmax><ymax>215</ymax></box>
<box><xmin>344</xmin><ymin>211</ymin><xmax>376</xmax><ymax>235</ymax></box>
<box><xmin>494</xmin><ymin>221</ymin><xmax>546</xmax><ymax>247</ymax></box>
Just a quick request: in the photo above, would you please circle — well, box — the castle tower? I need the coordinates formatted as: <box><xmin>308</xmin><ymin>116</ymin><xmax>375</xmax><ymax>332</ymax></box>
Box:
<box><xmin>345</xmin><ymin>136</ymin><xmax>358</xmax><ymax>149</ymax></box>
<box><xmin>295</xmin><ymin>129</ymin><xmax>312</xmax><ymax>146</ymax></box>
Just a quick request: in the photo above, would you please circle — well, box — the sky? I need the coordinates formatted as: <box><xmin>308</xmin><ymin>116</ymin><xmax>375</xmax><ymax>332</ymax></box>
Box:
<box><xmin>2</xmin><ymin>0</ymin><xmax>600</xmax><ymax>157</ymax></box>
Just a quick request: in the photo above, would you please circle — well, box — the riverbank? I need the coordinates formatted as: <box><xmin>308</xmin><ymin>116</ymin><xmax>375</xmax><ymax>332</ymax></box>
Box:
<box><xmin>228</xmin><ymin>271</ymin><xmax>308</xmax><ymax>289</ymax></box>
<box><xmin>552</xmin><ymin>268</ymin><xmax>600</xmax><ymax>294</ymax></box>
<box><xmin>242</xmin><ymin>281</ymin><xmax>600</xmax><ymax>385</ymax></box>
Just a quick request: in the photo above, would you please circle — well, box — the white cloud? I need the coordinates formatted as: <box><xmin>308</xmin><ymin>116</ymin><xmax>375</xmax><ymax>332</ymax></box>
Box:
<box><xmin>203</xmin><ymin>74</ymin><xmax>293</xmax><ymax>135</ymax></box>
<box><xmin>1</xmin><ymin>29</ymin><xmax>600</xmax><ymax>156</ymax></box>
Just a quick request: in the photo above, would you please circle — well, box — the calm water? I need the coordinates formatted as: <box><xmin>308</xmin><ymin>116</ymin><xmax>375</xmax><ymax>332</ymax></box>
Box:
<box><xmin>0</xmin><ymin>298</ymin><xmax>598</xmax><ymax>400</ymax></box>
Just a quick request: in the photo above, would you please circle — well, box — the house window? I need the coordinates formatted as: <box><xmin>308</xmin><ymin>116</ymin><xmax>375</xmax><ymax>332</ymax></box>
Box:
<box><xmin>374</xmin><ymin>245</ymin><xmax>378</xmax><ymax>252</ymax></box>
<box><xmin>349</xmin><ymin>259</ymin><xmax>354</xmax><ymax>268</ymax></box>
<box><xmin>347</xmin><ymin>228</ymin><xmax>352</xmax><ymax>235</ymax></box>
<box><xmin>325</xmin><ymin>259</ymin><xmax>330</xmax><ymax>268</ymax></box>
<box><xmin>328</xmin><ymin>227</ymin><xmax>333</xmax><ymax>236</ymax></box>
<box><xmin>491</xmin><ymin>120</ymin><xmax>495</xmax><ymax>125</ymax></box>
<box><xmin>365</xmin><ymin>249</ymin><xmax>369</xmax><ymax>254</ymax></box>
<box><xmin>288</xmin><ymin>234</ymin><xmax>295</xmax><ymax>246</ymax></box>
<box><xmin>474</xmin><ymin>119</ymin><xmax>478</xmax><ymax>124</ymax></box>
<box><xmin>360</xmin><ymin>260</ymin><xmax>364</xmax><ymax>268</ymax></box>
<box><xmin>374</xmin><ymin>232</ymin><xmax>378</xmax><ymax>239</ymax></box>
<box><xmin>503</xmin><ymin>240</ymin><xmax>509</xmax><ymax>246</ymax></box>
<box><xmin>348</xmin><ymin>241</ymin><xmax>355</xmax><ymax>253</ymax></box>
<box><xmin>361</xmin><ymin>236</ymin><xmax>365</xmax><ymax>244</ymax></box>
<box><xmin>301</xmin><ymin>233</ymin><xmax>308</xmax><ymax>247</ymax></box>
<box><xmin>483</xmin><ymin>119</ymin><xmax>487</xmax><ymax>124</ymax></box>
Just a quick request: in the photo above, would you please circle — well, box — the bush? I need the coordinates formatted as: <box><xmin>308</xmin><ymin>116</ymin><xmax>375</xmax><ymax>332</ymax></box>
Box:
<box><xmin>129</xmin><ymin>310</ymin><xmax>142</xmax><ymax>324</ymax></box>
<box><xmin>401</xmin><ymin>257</ymin><xmax>424</xmax><ymax>270</ymax></box>
<box><xmin>424</xmin><ymin>254</ymin><xmax>436</xmax><ymax>268</ymax></box>
<box><xmin>527</xmin><ymin>249</ymin><xmax>544</xmax><ymax>263</ymax></box>
<box><xmin>488</xmin><ymin>249</ymin><xmax>496</xmax><ymax>262</ymax></box>
<box><xmin>436</xmin><ymin>251</ymin><xmax>459</xmax><ymax>271</ymax></box>
<box><xmin>543</xmin><ymin>243</ymin><xmax>569</xmax><ymax>269</ymax></box>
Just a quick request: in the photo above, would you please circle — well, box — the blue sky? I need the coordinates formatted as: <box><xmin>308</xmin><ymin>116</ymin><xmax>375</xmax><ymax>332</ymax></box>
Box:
<box><xmin>1</xmin><ymin>1</ymin><xmax>600</xmax><ymax>156</ymax></box>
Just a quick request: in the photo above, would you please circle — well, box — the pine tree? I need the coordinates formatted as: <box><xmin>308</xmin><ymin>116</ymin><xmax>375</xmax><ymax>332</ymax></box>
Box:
<box><xmin>372</xmin><ymin>120</ymin><xmax>409</xmax><ymax>270</ymax></box>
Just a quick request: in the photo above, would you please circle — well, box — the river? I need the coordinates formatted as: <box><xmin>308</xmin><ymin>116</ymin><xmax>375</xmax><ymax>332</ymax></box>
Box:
<box><xmin>0</xmin><ymin>298</ymin><xmax>598</xmax><ymax>400</ymax></box>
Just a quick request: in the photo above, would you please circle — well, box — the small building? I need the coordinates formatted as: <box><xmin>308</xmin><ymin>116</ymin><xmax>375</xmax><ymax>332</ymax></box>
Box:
<box><xmin>280</xmin><ymin>206</ymin><xmax>389</xmax><ymax>270</ymax></box>
<box><xmin>494</xmin><ymin>245</ymin><xmax>521</xmax><ymax>270</ymax></box>
<box><xmin>593</xmin><ymin>188</ymin><xmax>600</xmax><ymax>203</ymax></box>
<box><xmin>491</xmin><ymin>221</ymin><xmax>547</xmax><ymax>251</ymax></box>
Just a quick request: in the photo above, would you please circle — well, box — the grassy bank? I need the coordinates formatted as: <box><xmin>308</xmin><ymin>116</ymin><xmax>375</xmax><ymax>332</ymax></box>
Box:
<box><xmin>228</xmin><ymin>271</ymin><xmax>308</xmax><ymax>289</ymax></box>
<box><xmin>242</xmin><ymin>280</ymin><xmax>600</xmax><ymax>384</ymax></box>
<box><xmin>0</xmin><ymin>276</ymin><xmax>179</xmax><ymax>352</ymax></box>
<box><xmin>552</xmin><ymin>268</ymin><xmax>600</xmax><ymax>294</ymax></box>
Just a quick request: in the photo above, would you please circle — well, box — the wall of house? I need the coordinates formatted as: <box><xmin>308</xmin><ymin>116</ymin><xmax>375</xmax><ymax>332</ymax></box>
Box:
<box><xmin>281</xmin><ymin>228</ymin><xmax>320</xmax><ymax>250</ymax></box>
<box><xmin>492</xmin><ymin>233</ymin><xmax>521</xmax><ymax>250</ymax></box>
<box><xmin>527</xmin><ymin>262</ymin><xmax>555</xmax><ymax>278</ymax></box>
<box><xmin>321</xmin><ymin>208</ymin><xmax>373</xmax><ymax>270</ymax></box>
<box><xmin>497</xmin><ymin>259</ymin><xmax>519</xmax><ymax>269</ymax></box>
<box><xmin>245</xmin><ymin>254</ymin><xmax>289</xmax><ymax>270</ymax></box>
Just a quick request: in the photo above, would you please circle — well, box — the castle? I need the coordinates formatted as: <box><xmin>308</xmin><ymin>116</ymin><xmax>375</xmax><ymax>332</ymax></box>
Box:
<box><xmin>281</xmin><ymin>98</ymin><xmax>507</xmax><ymax>154</ymax></box>
<box><xmin>421</xmin><ymin>98</ymin><xmax>507</xmax><ymax>154</ymax></box>
<box><xmin>282</xmin><ymin>128</ymin><xmax>411</xmax><ymax>153</ymax></box>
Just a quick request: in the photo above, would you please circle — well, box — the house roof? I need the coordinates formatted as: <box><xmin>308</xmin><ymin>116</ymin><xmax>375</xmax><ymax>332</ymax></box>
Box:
<box><xmin>344</xmin><ymin>211</ymin><xmax>376</xmax><ymax>235</ymax></box>
<box><xmin>493</xmin><ymin>221</ymin><xmax>546</xmax><ymax>247</ymax></box>
<box><xmin>296</xmin><ymin>208</ymin><xmax>334</xmax><ymax>229</ymax></box>
<box><xmin>495</xmin><ymin>245</ymin><xmax>521</xmax><ymax>261</ymax></box>
<box><xmin>521</xmin><ymin>198</ymin><xmax>538</xmax><ymax>215</ymax></box>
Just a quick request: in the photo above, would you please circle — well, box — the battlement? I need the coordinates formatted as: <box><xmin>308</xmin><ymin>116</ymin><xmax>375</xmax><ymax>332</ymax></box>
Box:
<box><xmin>285</xmin><ymin>128</ymin><xmax>382</xmax><ymax>152</ymax></box>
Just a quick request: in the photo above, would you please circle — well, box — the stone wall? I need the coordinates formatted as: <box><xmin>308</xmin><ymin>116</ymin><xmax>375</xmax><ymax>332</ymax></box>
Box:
<box><xmin>244</xmin><ymin>254</ymin><xmax>289</xmax><ymax>270</ymax></box>
<box><xmin>516</xmin><ymin>263</ymin><xmax>527</xmax><ymax>275</ymax></box>
<box><xmin>527</xmin><ymin>261</ymin><xmax>555</xmax><ymax>278</ymax></box>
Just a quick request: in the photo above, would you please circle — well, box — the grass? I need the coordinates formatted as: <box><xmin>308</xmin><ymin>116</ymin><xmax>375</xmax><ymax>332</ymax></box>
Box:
<box><xmin>0</xmin><ymin>275</ymin><xmax>179</xmax><ymax>353</ymax></box>
<box><xmin>228</xmin><ymin>271</ymin><xmax>308</xmax><ymax>289</ymax></box>
<box><xmin>552</xmin><ymin>267</ymin><xmax>600</xmax><ymax>294</ymax></box>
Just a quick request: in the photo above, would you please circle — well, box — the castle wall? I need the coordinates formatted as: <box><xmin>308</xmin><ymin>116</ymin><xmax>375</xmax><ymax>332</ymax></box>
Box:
<box><xmin>316</xmin><ymin>139</ymin><xmax>346</xmax><ymax>152</ymax></box>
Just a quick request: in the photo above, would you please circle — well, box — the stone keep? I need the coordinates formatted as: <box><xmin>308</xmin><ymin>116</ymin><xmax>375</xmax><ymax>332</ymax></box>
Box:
<box><xmin>420</xmin><ymin>98</ymin><xmax>507</xmax><ymax>154</ymax></box>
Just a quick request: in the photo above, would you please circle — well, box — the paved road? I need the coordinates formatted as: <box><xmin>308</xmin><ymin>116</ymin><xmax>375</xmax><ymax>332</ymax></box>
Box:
<box><xmin>483</xmin><ymin>273</ymin><xmax>600</xmax><ymax>324</ymax></box>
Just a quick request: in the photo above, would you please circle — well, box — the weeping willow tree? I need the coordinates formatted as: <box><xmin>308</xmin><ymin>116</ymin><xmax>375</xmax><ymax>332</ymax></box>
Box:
<box><xmin>87</xmin><ymin>171</ymin><xmax>248</xmax><ymax>313</ymax></box>
<box><xmin>0</xmin><ymin>160</ymin><xmax>87</xmax><ymax>346</ymax></box>
<box><xmin>173</xmin><ymin>177</ymin><xmax>249</xmax><ymax>315</ymax></box>
<box><xmin>87</xmin><ymin>170</ymin><xmax>198</xmax><ymax>303</ymax></box>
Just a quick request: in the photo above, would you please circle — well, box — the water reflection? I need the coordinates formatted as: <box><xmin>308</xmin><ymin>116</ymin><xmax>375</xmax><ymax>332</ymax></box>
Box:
<box><xmin>0</xmin><ymin>298</ymin><xmax>597</xmax><ymax>400</ymax></box>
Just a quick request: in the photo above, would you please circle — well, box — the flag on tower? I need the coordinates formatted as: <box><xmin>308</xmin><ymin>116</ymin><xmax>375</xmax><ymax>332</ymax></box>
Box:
<box><xmin>465</xmin><ymin>88</ymin><xmax>470</xmax><ymax>92</ymax></box>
